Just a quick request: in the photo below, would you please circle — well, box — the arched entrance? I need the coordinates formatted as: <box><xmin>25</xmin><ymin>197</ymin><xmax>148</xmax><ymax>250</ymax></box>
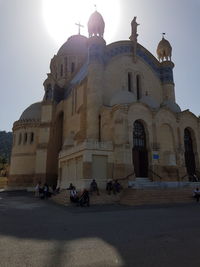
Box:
<box><xmin>132</xmin><ymin>120</ymin><xmax>148</xmax><ymax>177</ymax></box>
<box><xmin>184</xmin><ymin>128</ymin><xmax>196</xmax><ymax>175</ymax></box>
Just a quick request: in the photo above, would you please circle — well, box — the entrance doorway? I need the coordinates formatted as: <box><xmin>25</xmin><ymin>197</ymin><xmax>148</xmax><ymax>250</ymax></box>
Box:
<box><xmin>184</xmin><ymin>128</ymin><xmax>196</xmax><ymax>175</ymax></box>
<box><xmin>132</xmin><ymin>120</ymin><xmax>148</xmax><ymax>177</ymax></box>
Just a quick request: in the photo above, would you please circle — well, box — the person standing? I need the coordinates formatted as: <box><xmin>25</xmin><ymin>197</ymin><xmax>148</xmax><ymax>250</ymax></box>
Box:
<box><xmin>90</xmin><ymin>179</ymin><xmax>99</xmax><ymax>195</ymax></box>
<box><xmin>35</xmin><ymin>182</ymin><xmax>41</xmax><ymax>197</ymax></box>
<box><xmin>43</xmin><ymin>183</ymin><xmax>49</xmax><ymax>199</ymax></box>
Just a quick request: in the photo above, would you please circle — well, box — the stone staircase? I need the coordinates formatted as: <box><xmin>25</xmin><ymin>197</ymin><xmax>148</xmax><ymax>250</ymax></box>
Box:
<box><xmin>51</xmin><ymin>190</ymin><xmax>71</xmax><ymax>206</ymax></box>
<box><xmin>51</xmin><ymin>189</ymin><xmax>122</xmax><ymax>206</ymax></box>
<box><xmin>52</xmin><ymin>185</ymin><xmax>197</xmax><ymax>207</ymax></box>
<box><xmin>120</xmin><ymin>187</ymin><xmax>195</xmax><ymax>206</ymax></box>
<box><xmin>130</xmin><ymin>177</ymin><xmax>155</xmax><ymax>188</ymax></box>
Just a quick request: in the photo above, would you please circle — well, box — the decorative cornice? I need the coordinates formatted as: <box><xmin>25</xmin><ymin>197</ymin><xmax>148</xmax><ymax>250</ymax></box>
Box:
<box><xmin>13</xmin><ymin>120</ymin><xmax>40</xmax><ymax>131</ymax></box>
<box><xmin>12</xmin><ymin>152</ymin><xmax>36</xmax><ymax>157</ymax></box>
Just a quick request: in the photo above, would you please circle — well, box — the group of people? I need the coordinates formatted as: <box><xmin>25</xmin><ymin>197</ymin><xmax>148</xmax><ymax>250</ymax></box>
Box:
<box><xmin>35</xmin><ymin>182</ymin><xmax>60</xmax><ymax>199</ymax></box>
<box><xmin>106</xmin><ymin>180</ymin><xmax>122</xmax><ymax>195</ymax></box>
<box><xmin>68</xmin><ymin>183</ymin><xmax>90</xmax><ymax>207</ymax></box>
<box><xmin>67</xmin><ymin>179</ymin><xmax>122</xmax><ymax>207</ymax></box>
<box><xmin>67</xmin><ymin>179</ymin><xmax>101</xmax><ymax>207</ymax></box>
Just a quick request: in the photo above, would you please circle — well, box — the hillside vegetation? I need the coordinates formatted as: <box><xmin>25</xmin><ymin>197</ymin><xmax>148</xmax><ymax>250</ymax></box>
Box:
<box><xmin>0</xmin><ymin>131</ymin><xmax>12</xmax><ymax>163</ymax></box>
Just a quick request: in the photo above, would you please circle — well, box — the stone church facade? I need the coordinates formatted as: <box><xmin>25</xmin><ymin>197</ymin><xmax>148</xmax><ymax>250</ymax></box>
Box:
<box><xmin>8</xmin><ymin>11</ymin><xmax>200</xmax><ymax>189</ymax></box>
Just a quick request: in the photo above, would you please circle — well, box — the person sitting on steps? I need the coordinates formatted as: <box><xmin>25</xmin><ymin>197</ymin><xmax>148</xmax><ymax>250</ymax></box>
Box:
<box><xmin>79</xmin><ymin>189</ymin><xmax>90</xmax><ymax>207</ymax></box>
<box><xmin>67</xmin><ymin>183</ymin><xmax>75</xmax><ymax>190</ymax></box>
<box><xmin>113</xmin><ymin>180</ymin><xmax>122</xmax><ymax>195</ymax></box>
<box><xmin>193</xmin><ymin>187</ymin><xmax>200</xmax><ymax>202</ymax></box>
<box><xmin>70</xmin><ymin>188</ymin><xmax>79</xmax><ymax>203</ymax></box>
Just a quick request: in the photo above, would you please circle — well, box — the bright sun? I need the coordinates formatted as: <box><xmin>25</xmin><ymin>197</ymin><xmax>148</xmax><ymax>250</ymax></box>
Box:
<box><xmin>42</xmin><ymin>0</ymin><xmax>120</xmax><ymax>45</ymax></box>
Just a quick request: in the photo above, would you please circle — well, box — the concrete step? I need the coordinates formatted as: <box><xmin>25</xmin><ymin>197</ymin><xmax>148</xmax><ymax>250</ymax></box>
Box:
<box><xmin>120</xmin><ymin>188</ymin><xmax>195</xmax><ymax>206</ymax></box>
<box><xmin>135</xmin><ymin>177</ymin><xmax>151</xmax><ymax>182</ymax></box>
<box><xmin>52</xmin><ymin>187</ymin><xmax>197</xmax><ymax>207</ymax></box>
<box><xmin>51</xmin><ymin>189</ymin><xmax>122</xmax><ymax>206</ymax></box>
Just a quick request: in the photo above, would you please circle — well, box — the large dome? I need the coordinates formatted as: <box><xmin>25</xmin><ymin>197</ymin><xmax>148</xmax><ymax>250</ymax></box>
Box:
<box><xmin>57</xmin><ymin>35</ymin><xmax>88</xmax><ymax>56</ymax></box>
<box><xmin>19</xmin><ymin>102</ymin><xmax>41</xmax><ymax>121</ymax></box>
<box><xmin>140</xmin><ymin>95</ymin><xmax>160</xmax><ymax>109</ymax></box>
<box><xmin>88</xmin><ymin>11</ymin><xmax>105</xmax><ymax>37</ymax></box>
<box><xmin>161</xmin><ymin>100</ymin><xmax>181</xmax><ymax>113</ymax></box>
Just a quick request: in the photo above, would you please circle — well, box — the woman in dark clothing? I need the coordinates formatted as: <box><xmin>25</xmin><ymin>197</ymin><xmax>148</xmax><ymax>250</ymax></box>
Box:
<box><xmin>79</xmin><ymin>189</ymin><xmax>90</xmax><ymax>207</ymax></box>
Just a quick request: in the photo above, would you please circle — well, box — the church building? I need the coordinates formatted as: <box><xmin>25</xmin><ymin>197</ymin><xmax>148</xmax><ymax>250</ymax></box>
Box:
<box><xmin>8</xmin><ymin>11</ymin><xmax>200</xmax><ymax>189</ymax></box>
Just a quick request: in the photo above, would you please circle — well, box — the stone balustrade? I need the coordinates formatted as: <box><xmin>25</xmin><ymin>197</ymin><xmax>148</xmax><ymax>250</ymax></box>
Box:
<box><xmin>59</xmin><ymin>139</ymin><xmax>113</xmax><ymax>158</ymax></box>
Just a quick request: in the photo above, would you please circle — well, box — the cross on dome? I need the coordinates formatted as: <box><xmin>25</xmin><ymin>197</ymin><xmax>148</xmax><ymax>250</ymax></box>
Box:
<box><xmin>75</xmin><ymin>22</ymin><xmax>84</xmax><ymax>35</ymax></box>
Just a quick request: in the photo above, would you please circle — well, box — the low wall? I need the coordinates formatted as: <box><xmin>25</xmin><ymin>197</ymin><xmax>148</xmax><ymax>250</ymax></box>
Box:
<box><xmin>0</xmin><ymin>177</ymin><xmax>8</xmax><ymax>189</ymax></box>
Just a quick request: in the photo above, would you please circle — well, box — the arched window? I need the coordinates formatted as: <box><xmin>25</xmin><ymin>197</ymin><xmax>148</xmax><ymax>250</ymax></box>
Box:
<box><xmin>60</xmin><ymin>64</ymin><xmax>63</xmax><ymax>77</ymax></box>
<box><xmin>136</xmin><ymin>75</ymin><xmax>141</xmax><ymax>100</ymax></box>
<box><xmin>18</xmin><ymin>133</ymin><xmax>22</xmax><ymax>145</ymax></box>
<box><xmin>128</xmin><ymin>72</ymin><xmax>132</xmax><ymax>92</ymax></box>
<box><xmin>30</xmin><ymin>132</ymin><xmax>34</xmax><ymax>144</ymax></box>
<box><xmin>133</xmin><ymin>120</ymin><xmax>146</xmax><ymax>149</ymax></box>
<box><xmin>71</xmin><ymin>62</ymin><xmax>75</xmax><ymax>73</ymax></box>
<box><xmin>65</xmin><ymin>57</ymin><xmax>68</xmax><ymax>73</ymax></box>
<box><xmin>24</xmin><ymin>132</ymin><xmax>27</xmax><ymax>144</ymax></box>
<box><xmin>13</xmin><ymin>134</ymin><xmax>16</xmax><ymax>146</ymax></box>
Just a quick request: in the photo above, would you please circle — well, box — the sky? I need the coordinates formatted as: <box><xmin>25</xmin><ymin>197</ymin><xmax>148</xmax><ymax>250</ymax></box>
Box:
<box><xmin>0</xmin><ymin>0</ymin><xmax>200</xmax><ymax>132</ymax></box>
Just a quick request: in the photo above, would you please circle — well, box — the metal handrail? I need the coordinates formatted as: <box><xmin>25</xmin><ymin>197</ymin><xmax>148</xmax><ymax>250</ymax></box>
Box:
<box><xmin>180</xmin><ymin>173</ymin><xmax>189</xmax><ymax>181</ymax></box>
<box><xmin>117</xmin><ymin>172</ymin><xmax>136</xmax><ymax>181</ymax></box>
<box><xmin>195</xmin><ymin>170</ymin><xmax>200</xmax><ymax>180</ymax></box>
<box><xmin>148</xmin><ymin>168</ymin><xmax>162</xmax><ymax>181</ymax></box>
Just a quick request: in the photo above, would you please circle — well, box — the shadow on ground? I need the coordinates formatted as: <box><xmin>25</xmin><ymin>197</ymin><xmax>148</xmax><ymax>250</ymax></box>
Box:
<box><xmin>0</xmin><ymin>191</ymin><xmax>200</xmax><ymax>267</ymax></box>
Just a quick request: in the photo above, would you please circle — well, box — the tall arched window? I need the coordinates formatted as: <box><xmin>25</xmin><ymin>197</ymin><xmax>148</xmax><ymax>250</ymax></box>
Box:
<box><xmin>60</xmin><ymin>64</ymin><xmax>63</xmax><ymax>77</ymax></box>
<box><xmin>65</xmin><ymin>57</ymin><xmax>68</xmax><ymax>73</ymax></box>
<box><xmin>71</xmin><ymin>62</ymin><xmax>75</xmax><ymax>73</ymax></box>
<box><xmin>18</xmin><ymin>133</ymin><xmax>22</xmax><ymax>145</ymax></box>
<box><xmin>30</xmin><ymin>132</ymin><xmax>34</xmax><ymax>144</ymax></box>
<box><xmin>13</xmin><ymin>134</ymin><xmax>16</xmax><ymax>146</ymax></box>
<box><xmin>24</xmin><ymin>132</ymin><xmax>27</xmax><ymax>144</ymax></box>
<box><xmin>128</xmin><ymin>72</ymin><xmax>132</xmax><ymax>92</ymax></box>
<box><xmin>136</xmin><ymin>75</ymin><xmax>141</xmax><ymax>100</ymax></box>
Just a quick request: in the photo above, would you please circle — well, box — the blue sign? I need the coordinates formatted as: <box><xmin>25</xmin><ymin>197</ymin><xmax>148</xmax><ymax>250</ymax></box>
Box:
<box><xmin>153</xmin><ymin>154</ymin><xmax>159</xmax><ymax>160</ymax></box>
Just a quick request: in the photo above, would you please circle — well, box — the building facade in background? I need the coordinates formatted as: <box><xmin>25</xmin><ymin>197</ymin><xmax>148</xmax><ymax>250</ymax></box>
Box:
<box><xmin>8</xmin><ymin>12</ymin><xmax>200</xmax><ymax>189</ymax></box>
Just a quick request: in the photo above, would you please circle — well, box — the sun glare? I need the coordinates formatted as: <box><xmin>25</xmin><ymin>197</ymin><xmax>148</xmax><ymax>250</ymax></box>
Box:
<box><xmin>42</xmin><ymin>0</ymin><xmax>120</xmax><ymax>45</ymax></box>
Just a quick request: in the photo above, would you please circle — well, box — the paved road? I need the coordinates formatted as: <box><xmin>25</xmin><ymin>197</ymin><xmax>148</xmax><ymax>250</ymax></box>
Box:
<box><xmin>0</xmin><ymin>191</ymin><xmax>200</xmax><ymax>267</ymax></box>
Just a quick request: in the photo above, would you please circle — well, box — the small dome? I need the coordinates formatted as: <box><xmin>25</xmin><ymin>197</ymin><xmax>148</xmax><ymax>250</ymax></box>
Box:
<box><xmin>162</xmin><ymin>100</ymin><xmax>181</xmax><ymax>113</ymax></box>
<box><xmin>57</xmin><ymin>35</ymin><xmax>88</xmax><ymax>56</ymax></box>
<box><xmin>19</xmin><ymin>102</ymin><xmax>41</xmax><ymax>121</ymax></box>
<box><xmin>110</xmin><ymin>91</ymin><xmax>136</xmax><ymax>106</ymax></box>
<box><xmin>140</xmin><ymin>95</ymin><xmax>159</xmax><ymax>109</ymax></box>
<box><xmin>88</xmin><ymin>11</ymin><xmax>105</xmax><ymax>37</ymax></box>
<box><xmin>157</xmin><ymin>37</ymin><xmax>172</xmax><ymax>62</ymax></box>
